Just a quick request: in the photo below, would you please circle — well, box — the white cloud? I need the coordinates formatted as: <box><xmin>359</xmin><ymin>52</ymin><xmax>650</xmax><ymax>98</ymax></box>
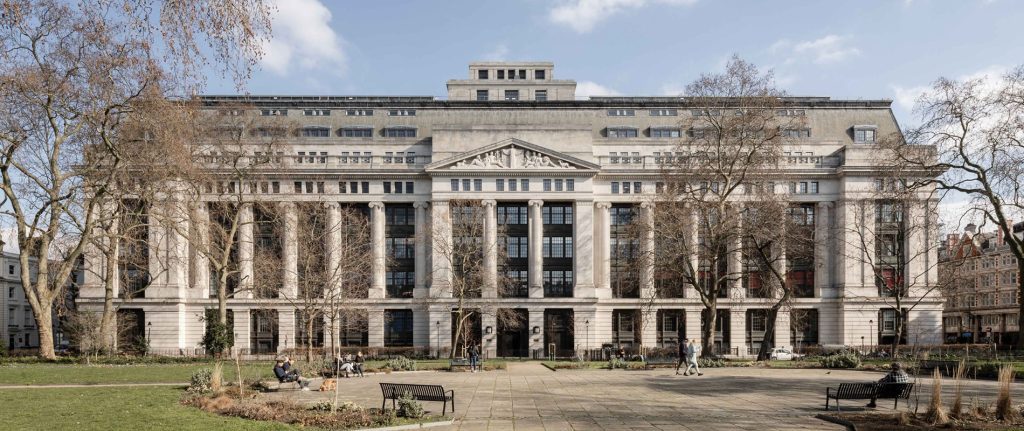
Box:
<box><xmin>890</xmin><ymin>65</ymin><xmax>1007</xmax><ymax>112</ymax></box>
<box><xmin>260</xmin><ymin>0</ymin><xmax>346</xmax><ymax>77</ymax></box>
<box><xmin>548</xmin><ymin>0</ymin><xmax>697</xmax><ymax>34</ymax></box>
<box><xmin>575</xmin><ymin>81</ymin><xmax>620</xmax><ymax>99</ymax></box>
<box><xmin>659</xmin><ymin>83</ymin><xmax>685</xmax><ymax>96</ymax></box>
<box><xmin>482</xmin><ymin>44</ymin><xmax>509</xmax><ymax>61</ymax></box>
<box><xmin>791</xmin><ymin>35</ymin><xmax>861</xmax><ymax>64</ymax></box>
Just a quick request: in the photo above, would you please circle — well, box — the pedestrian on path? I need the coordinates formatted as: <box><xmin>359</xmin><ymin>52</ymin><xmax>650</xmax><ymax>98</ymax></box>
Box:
<box><xmin>684</xmin><ymin>339</ymin><xmax>703</xmax><ymax>376</ymax></box>
<box><xmin>675</xmin><ymin>340</ymin><xmax>687</xmax><ymax>375</ymax></box>
<box><xmin>468</xmin><ymin>344</ymin><xmax>480</xmax><ymax>373</ymax></box>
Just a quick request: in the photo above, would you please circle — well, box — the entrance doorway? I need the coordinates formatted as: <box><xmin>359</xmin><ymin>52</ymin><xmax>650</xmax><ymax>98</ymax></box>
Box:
<box><xmin>544</xmin><ymin>308</ymin><xmax>575</xmax><ymax>359</ymax></box>
<box><xmin>497</xmin><ymin>308</ymin><xmax>529</xmax><ymax>358</ymax></box>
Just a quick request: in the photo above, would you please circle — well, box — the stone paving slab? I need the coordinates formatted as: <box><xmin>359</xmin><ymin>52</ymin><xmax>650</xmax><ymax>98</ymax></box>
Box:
<box><xmin>269</xmin><ymin>362</ymin><xmax>1022</xmax><ymax>430</ymax></box>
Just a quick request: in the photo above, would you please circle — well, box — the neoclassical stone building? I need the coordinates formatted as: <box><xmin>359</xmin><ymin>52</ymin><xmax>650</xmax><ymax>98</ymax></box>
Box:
<box><xmin>76</xmin><ymin>62</ymin><xmax>944</xmax><ymax>357</ymax></box>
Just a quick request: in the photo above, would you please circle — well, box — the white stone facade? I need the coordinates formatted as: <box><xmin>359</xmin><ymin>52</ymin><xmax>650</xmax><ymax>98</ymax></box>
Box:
<box><xmin>75</xmin><ymin>62</ymin><xmax>944</xmax><ymax>357</ymax></box>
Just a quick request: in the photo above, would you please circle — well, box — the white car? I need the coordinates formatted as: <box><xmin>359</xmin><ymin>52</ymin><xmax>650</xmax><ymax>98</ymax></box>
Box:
<box><xmin>769</xmin><ymin>348</ymin><xmax>803</xmax><ymax>361</ymax></box>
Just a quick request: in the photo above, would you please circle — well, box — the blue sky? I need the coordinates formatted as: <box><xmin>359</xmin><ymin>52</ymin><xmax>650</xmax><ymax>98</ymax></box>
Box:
<box><xmin>208</xmin><ymin>0</ymin><xmax>1024</xmax><ymax>126</ymax></box>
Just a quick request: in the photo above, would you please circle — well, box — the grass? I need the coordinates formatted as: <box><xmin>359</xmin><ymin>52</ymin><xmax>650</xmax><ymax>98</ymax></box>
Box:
<box><xmin>0</xmin><ymin>386</ymin><xmax>298</xmax><ymax>431</ymax></box>
<box><xmin>0</xmin><ymin>358</ymin><xmax>508</xmax><ymax>385</ymax></box>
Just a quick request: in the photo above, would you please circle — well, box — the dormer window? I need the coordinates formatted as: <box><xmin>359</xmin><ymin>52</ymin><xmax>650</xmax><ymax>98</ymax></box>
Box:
<box><xmin>300</xmin><ymin>126</ymin><xmax>330</xmax><ymax>137</ymax></box>
<box><xmin>388</xmin><ymin>109</ymin><xmax>416</xmax><ymax>116</ymax></box>
<box><xmin>260</xmin><ymin>109</ymin><xmax>286</xmax><ymax>116</ymax></box>
<box><xmin>478</xmin><ymin>69</ymin><xmax>488</xmax><ymax>79</ymax></box>
<box><xmin>853</xmin><ymin>125</ymin><xmax>877</xmax><ymax>143</ymax></box>
<box><xmin>535</xmin><ymin>70</ymin><xmax>546</xmax><ymax>80</ymax></box>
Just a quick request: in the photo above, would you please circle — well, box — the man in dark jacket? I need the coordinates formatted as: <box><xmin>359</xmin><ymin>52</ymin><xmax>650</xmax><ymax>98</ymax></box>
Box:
<box><xmin>273</xmin><ymin>359</ymin><xmax>309</xmax><ymax>390</ymax></box>
<box><xmin>675</xmin><ymin>340</ymin><xmax>687</xmax><ymax>375</ymax></box>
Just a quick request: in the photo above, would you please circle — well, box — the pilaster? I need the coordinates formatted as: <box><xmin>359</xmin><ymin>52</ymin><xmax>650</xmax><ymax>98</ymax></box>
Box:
<box><xmin>237</xmin><ymin>203</ymin><xmax>254</xmax><ymax>299</ymax></box>
<box><xmin>369</xmin><ymin>201</ymin><xmax>386</xmax><ymax>299</ymax></box>
<box><xmin>430</xmin><ymin>200</ymin><xmax>452</xmax><ymax>298</ymax></box>
<box><xmin>413</xmin><ymin>202</ymin><xmax>430</xmax><ymax>299</ymax></box>
<box><xmin>482</xmin><ymin>199</ymin><xmax>498</xmax><ymax>298</ymax></box>
<box><xmin>595</xmin><ymin>202</ymin><xmax>612</xmax><ymax>299</ymax></box>
<box><xmin>574</xmin><ymin>200</ymin><xmax>596</xmax><ymax>298</ymax></box>
<box><xmin>281</xmin><ymin>202</ymin><xmax>297</xmax><ymax>299</ymax></box>
<box><xmin>528</xmin><ymin>200</ymin><xmax>544</xmax><ymax>298</ymax></box>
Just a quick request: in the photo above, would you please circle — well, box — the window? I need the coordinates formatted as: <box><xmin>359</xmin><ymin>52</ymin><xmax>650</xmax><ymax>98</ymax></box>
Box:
<box><xmin>543</xmin><ymin>179</ymin><xmax>551</xmax><ymax>192</ymax></box>
<box><xmin>473</xmin><ymin>179</ymin><xmax>482</xmax><ymax>191</ymax></box>
<box><xmin>478</xmin><ymin>69</ymin><xmax>488</xmax><ymax>79</ymax></box>
<box><xmin>497</xmin><ymin>70</ymin><xmax>505</xmax><ymax>79</ymax></box>
<box><xmin>383</xmin><ymin>127</ymin><xmax>416</xmax><ymax>138</ymax></box>
<box><xmin>301</xmin><ymin>127</ymin><xmax>330</xmax><ymax>137</ymax></box>
<box><xmin>388</xmin><ymin>109</ymin><xmax>416</xmax><ymax>116</ymax></box>
<box><xmin>384</xmin><ymin>310</ymin><xmax>414</xmax><ymax>347</ymax></box>
<box><xmin>607</xmin><ymin>127</ymin><xmax>638</xmax><ymax>138</ymax></box>
<box><xmin>611</xmin><ymin>182</ymin><xmax>619</xmax><ymax>194</ymax></box>
<box><xmin>341</xmin><ymin>127</ymin><xmax>373</xmax><ymax>138</ymax></box>
<box><xmin>7</xmin><ymin>265</ymin><xmax>13</xmax><ymax>275</ymax></box>
<box><xmin>790</xmin><ymin>181</ymin><xmax>819</xmax><ymax>194</ymax></box>
<box><xmin>450</xmin><ymin>179</ymin><xmax>459</xmax><ymax>191</ymax></box>
<box><xmin>535</xmin><ymin>70</ymin><xmax>545</xmax><ymax>79</ymax></box>
<box><xmin>608</xmin><ymin>109</ymin><xmax>635</xmax><ymax>116</ymax></box>
<box><xmin>450</xmin><ymin>178</ymin><xmax>481</xmax><ymax>192</ymax></box>
<box><xmin>776</xmin><ymin>109</ymin><xmax>806</xmax><ymax>116</ymax></box>
<box><xmin>496</xmin><ymin>179</ymin><xmax>504</xmax><ymax>191</ymax></box>
<box><xmin>650</xmin><ymin>109</ymin><xmax>678</xmax><ymax>116</ymax></box>
<box><xmin>504</xmin><ymin>237</ymin><xmax>528</xmax><ymax>258</ymax></box>
<box><xmin>854</xmin><ymin>126</ymin><xmax>877</xmax><ymax>143</ymax></box>
<box><xmin>346</xmin><ymin>109</ymin><xmax>373</xmax><ymax>116</ymax></box>
<box><xmin>476</xmin><ymin>90</ymin><xmax>488</xmax><ymax>101</ymax></box>
<box><xmin>782</xmin><ymin>129</ymin><xmax>811</xmax><ymax>138</ymax></box>
<box><xmin>566</xmin><ymin>179</ymin><xmax>575</xmax><ymax>191</ymax></box>
<box><xmin>7</xmin><ymin>287</ymin><xmax>13</xmax><ymax>298</ymax></box>
<box><xmin>542</xmin><ymin>205</ymin><xmax>573</xmax><ymax>225</ymax></box>
<box><xmin>521</xmin><ymin>179</ymin><xmax>529</xmax><ymax>191</ymax></box>
<box><xmin>535</xmin><ymin>90</ymin><xmax>547</xmax><ymax>101</ymax></box>
<box><xmin>303</xmin><ymin>109</ymin><xmax>330</xmax><ymax>116</ymax></box>
<box><xmin>260</xmin><ymin>109</ymin><xmax>286</xmax><ymax>116</ymax></box>
<box><xmin>504</xmin><ymin>90</ymin><xmax>519</xmax><ymax>101</ymax></box>
<box><xmin>650</xmin><ymin>127</ymin><xmax>681</xmax><ymax>138</ymax></box>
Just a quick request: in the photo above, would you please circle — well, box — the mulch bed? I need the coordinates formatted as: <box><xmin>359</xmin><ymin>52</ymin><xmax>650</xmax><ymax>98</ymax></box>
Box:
<box><xmin>821</xmin><ymin>412</ymin><xmax>1024</xmax><ymax>430</ymax></box>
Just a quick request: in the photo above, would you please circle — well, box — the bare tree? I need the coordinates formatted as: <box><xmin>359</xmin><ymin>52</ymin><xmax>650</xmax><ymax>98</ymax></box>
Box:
<box><xmin>646</xmin><ymin>55</ymin><xmax>797</xmax><ymax>357</ymax></box>
<box><xmin>892</xmin><ymin>66</ymin><xmax>1024</xmax><ymax>348</ymax></box>
<box><xmin>0</xmin><ymin>0</ymin><xmax>271</xmax><ymax>359</ymax></box>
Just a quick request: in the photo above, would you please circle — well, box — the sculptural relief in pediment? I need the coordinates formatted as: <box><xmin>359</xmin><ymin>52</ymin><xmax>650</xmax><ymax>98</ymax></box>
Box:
<box><xmin>451</xmin><ymin>145</ymin><xmax>575</xmax><ymax>170</ymax></box>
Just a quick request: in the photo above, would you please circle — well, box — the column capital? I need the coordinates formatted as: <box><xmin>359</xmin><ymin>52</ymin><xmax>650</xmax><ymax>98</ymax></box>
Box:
<box><xmin>368</xmin><ymin>201</ymin><xmax>385</xmax><ymax>210</ymax></box>
<box><xmin>816</xmin><ymin>200</ymin><xmax>834</xmax><ymax>209</ymax></box>
<box><xmin>528</xmin><ymin>199</ymin><xmax>544</xmax><ymax>208</ymax></box>
<box><xmin>413</xmin><ymin>201</ymin><xmax>430</xmax><ymax>209</ymax></box>
<box><xmin>595</xmin><ymin>202</ymin><xmax>613</xmax><ymax>209</ymax></box>
<box><xmin>323</xmin><ymin>201</ymin><xmax>340</xmax><ymax>209</ymax></box>
<box><xmin>640</xmin><ymin>201</ymin><xmax>654</xmax><ymax>209</ymax></box>
<box><xmin>431</xmin><ymin>199</ymin><xmax>450</xmax><ymax>207</ymax></box>
<box><xmin>481</xmin><ymin>199</ymin><xmax>497</xmax><ymax>207</ymax></box>
<box><xmin>279</xmin><ymin>201</ymin><xmax>295</xmax><ymax>211</ymax></box>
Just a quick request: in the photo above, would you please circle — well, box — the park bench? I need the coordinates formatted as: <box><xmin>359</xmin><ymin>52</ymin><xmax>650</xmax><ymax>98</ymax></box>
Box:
<box><xmin>825</xmin><ymin>383</ymin><xmax>914</xmax><ymax>411</ymax></box>
<box><xmin>380</xmin><ymin>383</ymin><xmax>455</xmax><ymax>415</ymax></box>
<box><xmin>449</xmin><ymin>358</ymin><xmax>471</xmax><ymax>371</ymax></box>
<box><xmin>643</xmin><ymin>356</ymin><xmax>678</xmax><ymax>370</ymax></box>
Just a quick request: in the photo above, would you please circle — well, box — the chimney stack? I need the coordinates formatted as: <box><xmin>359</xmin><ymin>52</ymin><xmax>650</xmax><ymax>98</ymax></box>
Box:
<box><xmin>965</xmin><ymin>223</ymin><xmax>977</xmax><ymax>235</ymax></box>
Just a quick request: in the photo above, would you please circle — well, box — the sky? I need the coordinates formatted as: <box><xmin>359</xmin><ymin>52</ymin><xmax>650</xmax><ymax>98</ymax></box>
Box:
<box><xmin>206</xmin><ymin>0</ymin><xmax>1024</xmax><ymax>128</ymax></box>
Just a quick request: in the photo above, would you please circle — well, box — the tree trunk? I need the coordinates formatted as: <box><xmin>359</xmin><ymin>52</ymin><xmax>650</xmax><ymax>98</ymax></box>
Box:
<box><xmin>218</xmin><ymin>271</ymin><xmax>228</xmax><ymax>325</ymax></box>
<box><xmin>305</xmin><ymin>318</ymin><xmax>314</xmax><ymax>362</ymax></box>
<box><xmin>35</xmin><ymin>303</ymin><xmax>56</xmax><ymax>360</ymax></box>
<box><xmin>701</xmin><ymin>301</ymin><xmax>717</xmax><ymax>358</ymax></box>
<box><xmin>757</xmin><ymin>308</ymin><xmax>779</xmax><ymax>361</ymax></box>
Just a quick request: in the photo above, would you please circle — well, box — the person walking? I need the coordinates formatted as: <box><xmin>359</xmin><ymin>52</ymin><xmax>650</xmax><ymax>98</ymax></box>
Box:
<box><xmin>675</xmin><ymin>339</ymin><xmax>687</xmax><ymax>375</ymax></box>
<box><xmin>684</xmin><ymin>339</ymin><xmax>703</xmax><ymax>376</ymax></box>
<box><xmin>468</xmin><ymin>344</ymin><xmax>480</xmax><ymax>373</ymax></box>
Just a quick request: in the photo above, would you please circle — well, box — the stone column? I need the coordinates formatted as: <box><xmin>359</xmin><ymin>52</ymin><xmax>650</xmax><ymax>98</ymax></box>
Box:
<box><xmin>640</xmin><ymin>202</ymin><xmax>656</xmax><ymax>300</ymax></box>
<box><xmin>279</xmin><ymin>308</ymin><xmax>296</xmax><ymax>352</ymax></box>
<box><xmin>574</xmin><ymin>200</ymin><xmax>596</xmax><ymax>298</ymax></box>
<box><xmin>281</xmin><ymin>202</ymin><xmax>298</xmax><ymax>299</ymax></box>
<box><xmin>192</xmin><ymin>202</ymin><xmax>210</xmax><ymax>298</ymax></box>
<box><xmin>369</xmin><ymin>201</ymin><xmax>386</xmax><ymax>299</ymax></box>
<box><xmin>685</xmin><ymin>208</ymin><xmax>699</xmax><ymax>299</ymax></box>
<box><xmin>528</xmin><ymin>307</ymin><xmax>545</xmax><ymax>359</ymax></box>
<box><xmin>815</xmin><ymin>202</ymin><xmax>832</xmax><ymax>298</ymax></box>
<box><xmin>325</xmin><ymin>202</ymin><xmax>342</xmax><ymax>299</ymax></box>
<box><xmin>163</xmin><ymin>195</ymin><xmax>190</xmax><ymax>300</ymax></box>
<box><xmin>413</xmin><ymin>202</ymin><xmax>429</xmax><ymax>299</ymax></box>
<box><xmin>641</xmin><ymin>308</ymin><xmax>658</xmax><ymax>349</ymax></box>
<box><xmin>684</xmin><ymin>308</ymin><xmax>701</xmax><ymax>344</ymax></box>
<box><xmin>774</xmin><ymin>310</ymin><xmax>792</xmax><ymax>350</ymax></box>
<box><xmin>430</xmin><ymin>200</ymin><xmax>452</xmax><ymax>298</ymax></box>
<box><xmin>482</xmin><ymin>199</ymin><xmax>498</xmax><ymax>298</ymax></box>
<box><xmin>237</xmin><ymin>203</ymin><xmax>255</xmax><ymax>299</ymax></box>
<box><xmin>729</xmin><ymin>309</ymin><xmax>746</xmax><ymax>356</ymax></box>
<box><xmin>595</xmin><ymin>202</ymin><xmax>612</xmax><ymax>299</ymax></box>
<box><xmin>728</xmin><ymin>209</ymin><xmax>744</xmax><ymax>299</ymax></box>
<box><xmin>528</xmin><ymin>200</ymin><xmax>544</xmax><ymax>298</ymax></box>
<box><xmin>367</xmin><ymin>307</ymin><xmax>385</xmax><ymax>347</ymax></box>
<box><xmin>233</xmin><ymin>309</ymin><xmax>251</xmax><ymax>354</ymax></box>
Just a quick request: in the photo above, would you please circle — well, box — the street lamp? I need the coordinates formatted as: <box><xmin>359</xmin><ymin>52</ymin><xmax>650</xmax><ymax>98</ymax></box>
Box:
<box><xmin>435</xmin><ymin>321</ymin><xmax>440</xmax><ymax>359</ymax></box>
<box><xmin>146</xmin><ymin>322</ymin><xmax>152</xmax><ymax>357</ymax></box>
<box><xmin>585</xmin><ymin>319</ymin><xmax>590</xmax><ymax>361</ymax></box>
<box><xmin>868</xmin><ymin>319</ymin><xmax>874</xmax><ymax>353</ymax></box>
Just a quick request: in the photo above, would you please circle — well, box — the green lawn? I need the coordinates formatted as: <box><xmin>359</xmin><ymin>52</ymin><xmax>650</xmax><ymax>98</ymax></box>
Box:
<box><xmin>0</xmin><ymin>386</ymin><xmax>298</xmax><ymax>431</ymax></box>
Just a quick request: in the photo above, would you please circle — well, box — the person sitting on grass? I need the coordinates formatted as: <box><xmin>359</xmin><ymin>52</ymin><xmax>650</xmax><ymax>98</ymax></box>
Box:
<box><xmin>866</xmin><ymin>362</ymin><xmax>909</xmax><ymax>408</ymax></box>
<box><xmin>273</xmin><ymin>359</ymin><xmax>309</xmax><ymax>390</ymax></box>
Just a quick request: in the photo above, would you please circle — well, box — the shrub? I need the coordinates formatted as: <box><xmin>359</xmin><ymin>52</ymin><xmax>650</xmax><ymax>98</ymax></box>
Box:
<box><xmin>384</xmin><ymin>356</ymin><xmax>416</xmax><ymax>371</ymax></box>
<box><xmin>211</xmin><ymin>362</ymin><xmax>223</xmax><ymax>393</ymax></box>
<box><xmin>310</xmin><ymin>400</ymin><xmax>334</xmax><ymax>412</ymax></box>
<box><xmin>396</xmin><ymin>391</ymin><xmax>425</xmax><ymax>419</ymax></box>
<box><xmin>188</xmin><ymin>368</ymin><xmax>214</xmax><ymax>394</ymax></box>
<box><xmin>697</xmin><ymin>357</ymin><xmax>725</xmax><ymax>368</ymax></box>
<box><xmin>201</xmin><ymin>321</ymin><xmax>234</xmax><ymax>357</ymax></box>
<box><xmin>819</xmin><ymin>352</ymin><xmax>860</xmax><ymax>369</ymax></box>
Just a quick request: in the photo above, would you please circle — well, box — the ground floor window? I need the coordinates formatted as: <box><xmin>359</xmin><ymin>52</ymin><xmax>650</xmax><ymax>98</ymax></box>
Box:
<box><xmin>339</xmin><ymin>310</ymin><xmax>368</xmax><ymax>346</ymax></box>
<box><xmin>790</xmin><ymin>309</ymin><xmax>819</xmax><ymax>351</ymax></box>
<box><xmin>384</xmin><ymin>309</ymin><xmax>413</xmax><ymax>347</ymax></box>
<box><xmin>656</xmin><ymin>309</ymin><xmax>684</xmax><ymax>347</ymax></box>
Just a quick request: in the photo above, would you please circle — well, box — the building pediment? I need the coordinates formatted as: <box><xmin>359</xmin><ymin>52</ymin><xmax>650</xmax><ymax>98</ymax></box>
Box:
<box><xmin>425</xmin><ymin>138</ymin><xmax>599</xmax><ymax>174</ymax></box>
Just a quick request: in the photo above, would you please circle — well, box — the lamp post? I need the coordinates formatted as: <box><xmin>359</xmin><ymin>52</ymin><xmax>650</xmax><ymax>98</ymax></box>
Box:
<box><xmin>435</xmin><ymin>321</ymin><xmax>440</xmax><ymax>359</ymax></box>
<box><xmin>585</xmin><ymin>319</ymin><xmax>590</xmax><ymax>361</ymax></box>
<box><xmin>860</xmin><ymin>336</ymin><xmax>864</xmax><ymax>355</ymax></box>
<box><xmin>868</xmin><ymin>319</ymin><xmax>874</xmax><ymax>354</ymax></box>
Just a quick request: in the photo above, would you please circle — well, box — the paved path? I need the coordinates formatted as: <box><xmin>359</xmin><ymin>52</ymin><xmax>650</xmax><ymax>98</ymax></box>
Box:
<box><xmin>267</xmin><ymin>363</ymin><xmax>1023</xmax><ymax>431</ymax></box>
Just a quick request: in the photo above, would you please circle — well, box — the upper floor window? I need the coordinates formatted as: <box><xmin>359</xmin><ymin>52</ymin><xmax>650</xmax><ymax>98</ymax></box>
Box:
<box><xmin>535</xmin><ymin>90</ymin><xmax>548</xmax><ymax>101</ymax></box>
<box><xmin>650</xmin><ymin>127</ymin><xmax>681</xmax><ymax>138</ymax></box>
<box><xmin>782</xmin><ymin>128</ymin><xmax>811</xmax><ymax>138</ymax></box>
<box><xmin>346</xmin><ymin>109</ymin><xmax>373</xmax><ymax>116</ymax></box>
<box><xmin>219</xmin><ymin>109</ymin><xmax>244</xmax><ymax>116</ymax></box>
<box><xmin>341</xmin><ymin>127</ymin><xmax>373</xmax><ymax>138</ymax></box>
<box><xmin>607</xmin><ymin>127</ymin><xmax>638</xmax><ymax>138</ymax></box>
<box><xmin>650</xmin><ymin>109</ymin><xmax>678</xmax><ymax>116</ymax></box>
<box><xmin>260</xmin><ymin>109</ymin><xmax>286</xmax><ymax>116</ymax></box>
<box><xmin>504</xmin><ymin>90</ymin><xmax>519</xmax><ymax>101</ymax></box>
<box><xmin>478</xmin><ymin>69</ymin><xmax>488</xmax><ymax>79</ymax></box>
<box><xmin>383</xmin><ymin>127</ymin><xmax>417</xmax><ymax>138</ymax></box>
<box><xmin>300</xmin><ymin>126</ymin><xmax>330</xmax><ymax>137</ymax></box>
<box><xmin>303</xmin><ymin>109</ymin><xmax>330</xmax><ymax>116</ymax></box>
<box><xmin>789</xmin><ymin>181</ymin><xmax>819</xmax><ymax>194</ymax></box>
<box><xmin>388</xmin><ymin>109</ymin><xmax>416</xmax><ymax>116</ymax></box>
<box><xmin>853</xmin><ymin>126</ymin><xmax>877</xmax><ymax>143</ymax></box>
<box><xmin>535</xmin><ymin>70</ymin><xmax>546</xmax><ymax>79</ymax></box>
<box><xmin>775</xmin><ymin>109</ymin><xmax>806</xmax><ymax>116</ymax></box>
<box><xmin>476</xmin><ymin>90</ymin><xmax>489</xmax><ymax>101</ymax></box>
<box><xmin>607</xmin><ymin>109</ymin><xmax>635</xmax><ymax>116</ymax></box>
